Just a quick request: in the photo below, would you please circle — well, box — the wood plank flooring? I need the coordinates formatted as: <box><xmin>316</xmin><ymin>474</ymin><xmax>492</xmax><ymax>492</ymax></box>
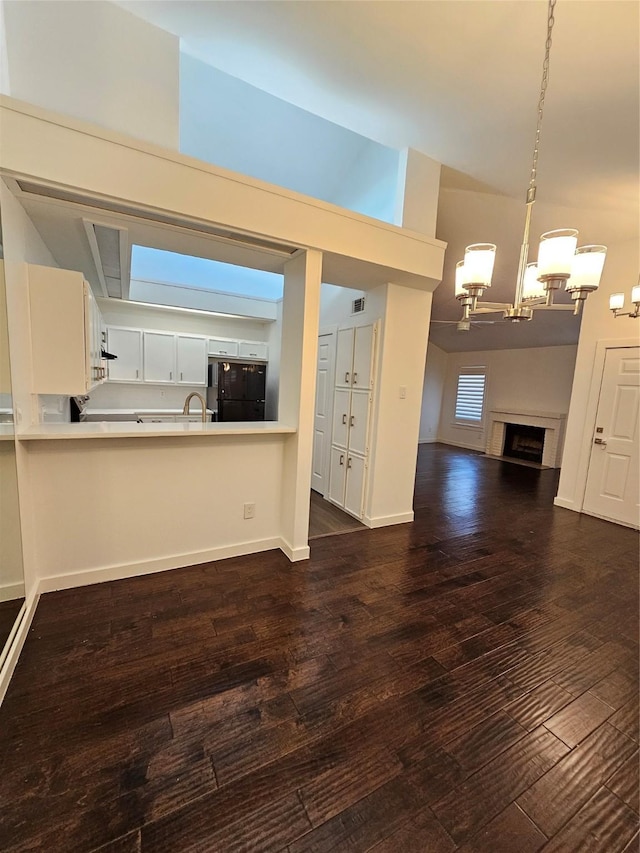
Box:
<box><xmin>308</xmin><ymin>490</ymin><xmax>366</xmax><ymax>539</ymax></box>
<box><xmin>0</xmin><ymin>443</ymin><xmax>638</xmax><ymax>852</ymax></box>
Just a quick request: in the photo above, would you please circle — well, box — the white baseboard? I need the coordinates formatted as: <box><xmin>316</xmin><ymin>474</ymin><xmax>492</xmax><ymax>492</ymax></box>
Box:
<box><xmin>36</xmin><ymin>537</ymin><xmax>284</xmax><ymax>594</ymax></box>
<box><xmin>418</xmin><ymin>438</ymin><xmax>437</xmax><ymax>444</ymax></box>
<box><xmin>553</xmin><ymin>496</ymin><xmax>577</xmax><ymax>511</ymax></box>
<box><xmin>437</xmin><ymin>438</ymin><xmax>485</xmax><ymax>452</ymax></box>
<box><xmin>0</xmin><ymin>582</ymin><xmax>26</xmax><ymax>603</ymax></box>
<box><xmin>280</xmin><ymin>539</ymin><xmax>310</xmax><ymax>562</ymax></box>
<box><xmin>362</xmin><ymin>510</ymin><xmax>414</xmax><ymax>528</ymax></box>
<box><xmin>0</xmin><ymin>592</ymin><xmax>39</xmax><ymax>705</ymax></box>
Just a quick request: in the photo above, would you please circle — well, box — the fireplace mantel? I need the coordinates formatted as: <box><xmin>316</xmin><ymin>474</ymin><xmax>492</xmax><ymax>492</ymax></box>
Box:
<box><xmin>486</xmin><ymin>409</ymin><xmax>567</xmax><ymax>468</ymax></box>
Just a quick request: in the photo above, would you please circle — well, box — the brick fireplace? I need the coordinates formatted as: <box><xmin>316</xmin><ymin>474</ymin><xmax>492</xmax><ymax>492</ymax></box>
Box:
<box><xmin>486</xmin><ymin>409</ymin><xmax>567</xmax><ymax>468</ymax></box>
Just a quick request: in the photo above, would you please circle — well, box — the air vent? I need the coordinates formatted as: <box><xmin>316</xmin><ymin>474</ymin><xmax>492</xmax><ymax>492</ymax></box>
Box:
<box><xmin>352</xmin><ymin>296</ymin><xmax>366</xmax><ymax>314</ymax></box>
<box><xmin>83</xmin><ymin>219</ymin><xmax>129</xmax><ymax>299</ymax></box>
<box><xmin>16</xmin><ymin>180</ymin><xmax>299</xmax><ymax>256</ymax></box>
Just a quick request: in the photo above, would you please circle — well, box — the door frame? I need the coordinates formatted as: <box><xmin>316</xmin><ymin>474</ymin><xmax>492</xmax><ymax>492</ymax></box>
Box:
<box><xmin>573</xmin><ymin>337</ymin><xmax>639</xmax><ymax>523</ymax></box>
<box><xmin>312</xmin><ymin>325</ymin><xmax>338</xmax><ymax>495</ymax></box>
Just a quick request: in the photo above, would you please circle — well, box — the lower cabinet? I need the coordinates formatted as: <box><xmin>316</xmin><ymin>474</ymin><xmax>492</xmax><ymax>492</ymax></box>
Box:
<box><xmin>328</xmin><ymin>448</ymin><xmax>366</xmax><ymax>518</ymax></box>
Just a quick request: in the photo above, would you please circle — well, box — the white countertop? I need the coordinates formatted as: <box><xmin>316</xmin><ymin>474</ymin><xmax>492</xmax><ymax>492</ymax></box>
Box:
<box><xmin>18</xmin><ymin>421</ymin><xmax>296</xmax><ymax>440</ymax></box>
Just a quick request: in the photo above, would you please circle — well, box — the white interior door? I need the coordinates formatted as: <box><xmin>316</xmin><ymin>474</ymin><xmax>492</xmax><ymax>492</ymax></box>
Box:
<box><xmin>311</xmin><ymin>331</ymin><xmax>335</xmax><ymax>494</ymax></box>
<box><xmin>583</xmin><ymin>346</ymin><xmax>639</xmax><ymax>528</ymax></box>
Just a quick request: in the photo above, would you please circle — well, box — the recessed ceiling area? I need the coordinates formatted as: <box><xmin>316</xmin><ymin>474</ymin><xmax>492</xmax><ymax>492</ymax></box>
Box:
<box><xmin>130</xmin><ymin>246</ymin><xmax>284</xmax><ymax>303</ymax></box>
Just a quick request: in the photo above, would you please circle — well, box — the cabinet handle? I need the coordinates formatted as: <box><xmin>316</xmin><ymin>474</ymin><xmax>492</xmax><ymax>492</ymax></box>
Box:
<box><xmin>353</xmin><ymin>372</ymin><xmax>358</xmax><ymax>384</ymax></box>
<box><xmin>342</xmin><ymin>413</ymin><xmax>347</xmax><ymax>425</ymax></box>
<box><xmin>345</xmin><ymin>371</ymin><xmax>350</xmax><ymax>383</ymax></box>
<box><xmin>169</xmin><ymin>372</ymin><xmax>173</xmax><ymax>380</ymax></box>
<box><xmin>347</xmin><ymin>457</ymin><xmax>352</xmax><ymax>469</ymax></box>
<box><xmin>135</xmin><ymin>369</ymin><xmax>139</xmax><ymax>379</ymax></box>
<box><xmin>350</xmin><ymin>415</ymin><xmax>355</xmax><ymax>426</ymax></box>
<box><xmin>250</xmin><ymin>352</ymin><xmax>257</xmax><ymax>357</ymax></box>
<box><xmin>180</xmin><ymin>372</ymin><xmax>183</xmax><ymax>381</ymax></box>
<box><xmin>220</xmin><ymin>350</ymin><xmax>227</xmax><ymax>355</ymax></box>
<box><xmin>339</xmin><ymin>454</ymin><xmax>344</xmax><ymax>466</ymax></box>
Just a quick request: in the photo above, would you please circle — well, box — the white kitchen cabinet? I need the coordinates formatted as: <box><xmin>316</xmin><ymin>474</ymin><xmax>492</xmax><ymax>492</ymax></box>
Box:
<box><xmin>176</xmin><ymin>335</ymin><xmax>207</xmax><ymax>385</ymax></box>
<box><xmin>327</xmin><ymin>323</ymin><xmax>377</xmax><ymax>519</ymax></box>
<box><xmin>331</xmin><ymin>388</ymin><xmax>351</xmax><ymax>449</ymax></box>
<box><xmin>238</xmin><ymin>341</ymin><xmax>268</xmax><ymax>361</ymax></box>
<box><xmin>346</xmin><ymin>391</ymin><xmax>370</xmax><ymax>456</ymax></box>
<box><xmin>352</xmin><ymin>325</ymin><xmax>374</xmax><ymax>390</ymax></box>
<box><xmin>29</xmin><ymin>264</ymin><xmax>105</xmax><ymax>395</ymax></box>
<box><xmin>106</xmin><ymin>327</ymin><xmax>143</xmax><ymax>382</ymax></box>
<box><xmin>208</xmin><ymin>338</ymin><xmax>239</xmax><ymax>358</ymax></box>
<box><xmin>344</xmin><ymin>454</ymin><xmax>366</xmax><ymax>517</ymax></box>
<box><xmin>335</xmin><ymin>328</ymin><xmax>355</xmax><ymax>388</ymax></box>
<box><xmin>143</xmin><ymin>332</ymin><xmax>176</xmax><ymax>384</ymax></box>
<box><xmin>334</xmin><ymin>324</ymin><xmax>374</xmax><ymax>390</ymax></box>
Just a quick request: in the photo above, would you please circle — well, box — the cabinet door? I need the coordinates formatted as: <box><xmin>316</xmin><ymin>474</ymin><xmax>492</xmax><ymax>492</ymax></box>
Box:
<box><xmin>208</xmin><ymin>338</ymin><xmax>239</xmax><ymax>358</ymax></box>
<box><xmin>239</xmin><ymin>341</ymin><xmax>268</xmax><ymax>361</ymax></box>
<box><xmin>86</xmin><ymin>285</ymin><xmax>104</xmax><ymax>390</ymax></box>
<box><xmin>335</xmin><ymin>328</ymin><xmax>355</xmax><ymax>387</ymax></box>
<box><xmin>331</xmin><ymin>388</ymin><xmax>351</xmax><ymax>449</ymax></box>
<box><xmin>344</xmin><ymin>454</ymin><xmax>366</xmax><ymax>518</ymax></box>
<box><xmin>29</xmin><ymin>265</ymin><xmax>90</xmax><ymax>394</ymax></box>
<box><xmin>347</xmin><ymin>390</ymin><xmax>371</xmax><ymax>456</ymax></box>
<box><xmin>143</xmin><ymin>332</ymin><xmax>176</xmax><ymax>383</ymax></box>
<box><xmin>328</xmin><ymin>446</ymin><xmax>347</xmax><ymax>507</ymax></box>
<box><xmin>352</xmin><ymin>325</ymin><xmax>374</xmax><ymax>390</ymax></box>
<box><xmin>107</xmin><ymin>328</ymin><xmax>143</xmax><ymax>382</ymax></box>
<box><xmin>177</xmin><ymin>336</ymin><xmax>207</xmax><ymax>385</ymax></box>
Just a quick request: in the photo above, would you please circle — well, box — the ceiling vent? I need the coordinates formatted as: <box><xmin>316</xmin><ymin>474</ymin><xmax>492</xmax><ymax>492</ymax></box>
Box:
<box><xmin>82</xmin><ymin>219</ymin><xmax>130</xmax><ymax>299</ymax></box>
<box><xmin>352</xmin><ymin>296</ymin><xmax>366</xmax><ymax>315</ymax></box>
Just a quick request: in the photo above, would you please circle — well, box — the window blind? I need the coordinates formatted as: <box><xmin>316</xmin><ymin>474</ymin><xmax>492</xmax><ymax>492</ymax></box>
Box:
<box><xmin>455</xmin><ymin>373</ymin><xmax>486</xmax><ymax>422</ymax></box>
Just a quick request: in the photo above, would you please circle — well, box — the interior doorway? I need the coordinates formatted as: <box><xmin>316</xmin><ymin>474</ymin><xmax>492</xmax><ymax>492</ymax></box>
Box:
<box><xmin>582</xmin><ymin>345</ymin><xmax>639</xmax><ymax>528</ymax></box>
<box><xmin>308</xmin><ymin>490</ymin><xmax>365</xmax><ymax>539</ymax></box>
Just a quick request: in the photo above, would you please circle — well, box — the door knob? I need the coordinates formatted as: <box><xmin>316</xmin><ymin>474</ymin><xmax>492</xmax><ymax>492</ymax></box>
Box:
<box><xmin>594</xmin><ymin>437</ymin><xmax>607</xmax><ymax>445</ymax></box>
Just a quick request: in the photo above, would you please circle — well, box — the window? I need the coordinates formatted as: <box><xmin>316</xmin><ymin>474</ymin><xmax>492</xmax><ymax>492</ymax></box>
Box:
<box><xmin>455</xmin><ymin>367</ymin><xmax>486</xmax><ymax>424</ymax></box>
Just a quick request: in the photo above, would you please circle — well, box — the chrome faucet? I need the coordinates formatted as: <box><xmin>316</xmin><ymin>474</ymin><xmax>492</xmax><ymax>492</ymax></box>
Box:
<box><xmin>182</xmin><ymin>392</ymin><xmax>207</xmax><ymax>423</ymax></box>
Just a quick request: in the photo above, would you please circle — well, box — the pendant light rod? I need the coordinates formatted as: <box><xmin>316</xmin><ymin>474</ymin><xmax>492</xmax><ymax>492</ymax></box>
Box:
<box><xmin>452</xmin><ymin>0</ymin><xmax>607</xmax><ymax>331</ymax></box>
<box><xmin>514</xmin><ymin>0</ymin><xmax>555</xmax><ymax>311</ymax></box>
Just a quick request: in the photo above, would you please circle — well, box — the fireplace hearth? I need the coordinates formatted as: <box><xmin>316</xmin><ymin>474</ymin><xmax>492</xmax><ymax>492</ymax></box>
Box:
<box><xmin>503</xmin><ymin>423</ymin><xmax>545</xmax><ymax>464</ymax></box>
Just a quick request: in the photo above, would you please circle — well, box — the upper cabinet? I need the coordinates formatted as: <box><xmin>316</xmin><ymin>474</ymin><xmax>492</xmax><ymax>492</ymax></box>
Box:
<box><xmin>29</xmin><ymin>264</ymin><xmax>105</xmax><ymax>395</ymax></box>
<box><xmin>106</xmin><ymin>328</ymin><xmax>142</xmax><ymax>382</ymax></box>
<box><xmin>335</xmin><ymin>325</ymin><xmax>374</xmax><ymax>390</ymax></box>
<box><xmin>208</xmin><ymin>338</ymin><xmax>239</xmax><ymax>358</ymax></box>
<box><xmin>142</xmin><ymin>331</ymin><xmax>176</xmax><ymax>384</ymax></box>
<box><xmin>238</xmin><ymin>341</ymin><xmax>268</xmax><ymax>361</ymax></box>
<box><xmin>176</xmin><ymin>335</ymin><xmax>207</xmax><ymax>385</ymax></box>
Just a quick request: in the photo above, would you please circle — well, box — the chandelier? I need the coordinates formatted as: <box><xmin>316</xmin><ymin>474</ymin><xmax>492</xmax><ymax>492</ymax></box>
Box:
<box><xmin>454</xmin><ymin>0</ymin><xmax>607</xmax><ymax>327</ymax></box>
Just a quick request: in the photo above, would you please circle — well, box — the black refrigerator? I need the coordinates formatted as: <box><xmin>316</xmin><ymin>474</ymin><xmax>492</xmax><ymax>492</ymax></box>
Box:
<box><xmin>210</xmin><ymin>362</ymin><xmax>266</xmax><ymax>421</ymax></box>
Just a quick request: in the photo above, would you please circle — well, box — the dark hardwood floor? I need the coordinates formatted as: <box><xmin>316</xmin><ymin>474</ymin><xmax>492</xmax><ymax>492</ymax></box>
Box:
<box><xmin>1</xmin><ymin>444</ymin><xmax>638</xmax><ymax>852</ymax></box>
<box><xmin>308</xmin><ymin>489</ymin><xmax>366</xmax><ymax>539</ymax></box>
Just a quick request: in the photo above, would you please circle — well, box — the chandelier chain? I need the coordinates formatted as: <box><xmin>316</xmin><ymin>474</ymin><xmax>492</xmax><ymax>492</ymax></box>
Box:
<box><xmin>529</xmin><ymin>0</ymin><xmax>556</xmax><ymax>197</ymax></box>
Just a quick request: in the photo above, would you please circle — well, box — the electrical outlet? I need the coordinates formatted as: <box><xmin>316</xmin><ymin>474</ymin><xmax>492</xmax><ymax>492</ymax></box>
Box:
<box><xmin>243</xmin><ymin>502</ymin><xmax>255</xmax><ymax>519</ymax></box>
<box><xmin>160</xmin><ymin>390</ymin><xmax>166</xmax><ymax>399</ymax></box>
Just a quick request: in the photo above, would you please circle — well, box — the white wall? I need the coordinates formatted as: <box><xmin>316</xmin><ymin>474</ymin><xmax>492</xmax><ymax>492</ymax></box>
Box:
<box><xmin>419</xmin><ymin>342</ymin><xmax>447</xmax><ymax>442</ymax></box>
<box><xmin>395</xmin><ymin>148</ymin><xmax>441</xmax><ymax>237</ymax></box>
<box><xmin>266</xmin><ymin>302</ymin><xmax>283</xmax><ymax>421</ymax></box>
<box><xmin>366</xmin><ymin>284</ymin><xmax>432</xmax><ymax>525</ymax></box>
<box><xmin>180</xmin><ymin>53</ymin><xmax>399</xmax><ymax>223</ymax></box>
<box><xmin>2</xmin><ymin>0</ymin><xmax>179</xmax><ymax>148</ymax></box>
<box><xmin>27</xmin><ymin>435</ymin><xmax>286</xmax><ymax>585</ymax></box>
<box><xmin>130</xmin><ymin>280</ymin><xmax>278</xmax><ymax>321</ymax></box>
<box><xmin>0</xmin><ymin>441</ymin><xmax>24</xmax><ymax>600</ymax></box>
<box><xmin>437</xmin><ymin>345</ymin><xmax>578</xmax><ymax>452</ymax></box>
<box><xmin>0</xmin><ymin>181</ymin><xmax>58</xmax><ymax>600</ymax></box>
<box><xmin>320</xmin><ymin>283</ymin><xmax>375</xmax><ymax>328</ymax></box>
<box><xmin>556</xmin><ymin>237</ymin><xmax>640</xmax><ymax>513</ymax></box>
